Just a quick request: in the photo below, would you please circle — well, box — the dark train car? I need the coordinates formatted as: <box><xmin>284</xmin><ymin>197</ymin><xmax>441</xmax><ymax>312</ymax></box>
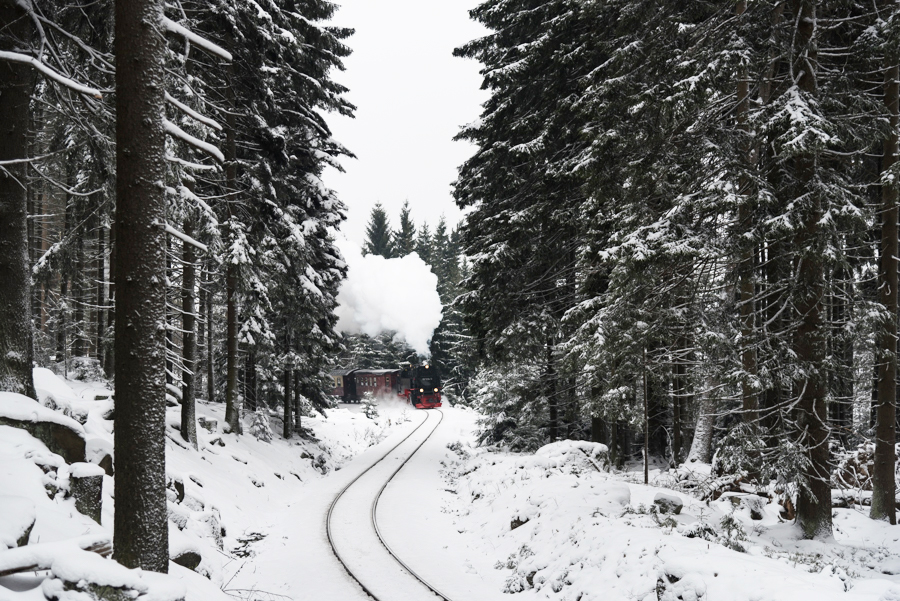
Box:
<box><xmin>330</xmin><ymin>369</ymin><xmax>356</xmax><ymax>401</ymax></box>
<box><xmin>333</xmin><ymin>368</ymin><xmax>400</xmax><ymax>403</ymax></box>
<box><xmin>354</xmin><ymin>369</ymin><xmax>399</xmax><ymax>399</ymax></box>
<box><xmin>331</xmin><ymin>365</ymin><xmax>442</xmax><ymax>408</ymax></box>
<box><xmin>399</xmin><ymin>364</ymin><xmax>442</xmax><ymax>409</ymax></box>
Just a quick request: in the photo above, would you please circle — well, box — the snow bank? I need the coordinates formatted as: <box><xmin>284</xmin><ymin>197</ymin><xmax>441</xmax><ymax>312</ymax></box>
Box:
<box><xmin>444</xmin><ymin>441</ymin><xmax>900</xmax><ymax>601</ymax></box>
<box><xmin>0</xmin><ymin>496</ymin><xmax>35</xmax><ymax>549</ymax></box>
<box><xmin>0</xmin><ymin>391</ymin><xmax>85</xmax><ymax>434</ymax></box>
<box><xmin>334</xmin><ymin>237</ymin><xmax>442</xmax><ymax>355</ymax></box>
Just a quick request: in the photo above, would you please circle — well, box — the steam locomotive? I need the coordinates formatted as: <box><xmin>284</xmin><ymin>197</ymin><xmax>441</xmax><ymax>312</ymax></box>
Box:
<box><xmin>329</xmin><ymin>364</ymin><xmax>442</xmax><ymax>409</ymax></box>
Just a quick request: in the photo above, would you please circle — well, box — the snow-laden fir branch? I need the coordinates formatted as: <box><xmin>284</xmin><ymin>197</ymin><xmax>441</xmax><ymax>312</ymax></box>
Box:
<box><xmin>162</xmin><ymin>17</ymin><xmax>232</xmax><ymax>62</ymax></box>
<box><xmin>177</xmin><ymin>184</ymin><xmax>219</xmax><ymax>226</ymax></box>
<box><xmin>163</xmin><ymin>119</ymin><xmax>225</xmax><ymax>163</ymax></box>
<box><xmin>165</xmin><ymin>154</ymin><xmax>217</xmax><ymax>171</ymax></box>
<box><xmin>165</xmin><ymin>92</ymin><xmax>223</xmax><ymax>131</ymax></box>
<box><xmin>0</xmin><ymin>51</ymin><xmax>102</xmax><ymax>98</ymax></box>
<box><xmin>155</xmin><ymin>221</ymin><xmax>209</xmax><ymax>252</ymax></box>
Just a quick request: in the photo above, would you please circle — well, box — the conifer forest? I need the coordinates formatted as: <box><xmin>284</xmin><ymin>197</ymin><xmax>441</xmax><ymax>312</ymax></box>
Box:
<box><xmin>3</xmin><ymin>1</ymin><xmax>900</xmax><ymax>600</ymax></box>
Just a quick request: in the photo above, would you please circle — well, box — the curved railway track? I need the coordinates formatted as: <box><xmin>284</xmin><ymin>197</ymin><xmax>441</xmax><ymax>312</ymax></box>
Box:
<box><xmin>326</xmin><ymin>408</ymin><xmax>453</xmax><ymax>601</ymax></box>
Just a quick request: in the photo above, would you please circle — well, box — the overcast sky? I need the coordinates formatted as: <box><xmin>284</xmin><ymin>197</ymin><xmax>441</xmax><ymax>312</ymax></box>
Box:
<box><xmin>323</xmin><ymin>1</ymin><xmax>488</xmax><ymax>249</ymax></box>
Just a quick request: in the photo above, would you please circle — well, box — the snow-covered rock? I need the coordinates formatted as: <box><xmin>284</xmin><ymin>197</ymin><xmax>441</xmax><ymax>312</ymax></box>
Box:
<box><xmin>0</xmin><ymin>496</ymin><xmax>36</xmax><ymax>549</ymax></box>
<box><xmin>0</xmin><ymin>392</ymin><xmax>86</xmax><ymax>464</ymax></box>
<box><xmin>653</xmin><ymin>491</ymin><xmax>684</xmax><ymax>515</ymax></box>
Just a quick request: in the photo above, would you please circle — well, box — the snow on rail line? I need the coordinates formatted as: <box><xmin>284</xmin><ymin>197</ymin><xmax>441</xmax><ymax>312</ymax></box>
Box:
<box><xmin>327</xmin><ymin>409</ymin><xmax>453</xmax><ymax>601</ymax></box>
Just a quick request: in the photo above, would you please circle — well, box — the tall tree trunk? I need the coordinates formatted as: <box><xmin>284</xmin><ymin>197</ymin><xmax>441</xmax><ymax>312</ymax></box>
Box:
<box><xmin>0</xmin><ymin>0</ymin><xmax>36</xmax><ymax>398</ymax></box>
<box><xmin>223</xmin><ymin>60</ymin><xmax>241</xmax><ymax>434</ymax></box>
<box><xmin>181</xmin><ymin>216</ymin><xmax>198</xmax><ymax>449</ymax></box>
<box><xmin>164</xmin><ymin>238</ymin><xmax>173</xmax><ymax>389</ymax></box>
<box><xmin>104</xmin><ymin>221</ymin><xmax>115</xmax><ymax>378</ymax></box>
<box><xmin>791</xmin><ymin>0</ymin><xmax>832</xmax><ymax>539</ymax></box>
<box><xmin>872</xmin><ymin>56</ymin><xmax>899</xmax><ymax>524</ymax></box>
<box><xmin>546</xmin><ymin>340</ymin><xmax>558</xmax><ymax>443</ymax></box>
<box><xmin>205</xmin><ymin>263</ymin><xmax>215</xmax><ymax>404</ymax></box>
<box><xmin>283</xmin><ymin>332</ymin><xmax>292</xmax><ymax>439</ymax></box>
<box><xmin>246</xmin><ymin>350</ymin><xmax>257</xmax><ymax>412</ymax></box>
<box><xmin>57</xmin><ymin>273</ymin><xmax>68</xmax><ymax>367</ymax></box>
<box><xmin>283</xmin><ymin>368</ymin><xmax>293</xmax><ymax>438</ymax></box>
<box><xmin>197</xmin><ymin>263</ymin><xmax>206</xmax><ymax>397</ymax></box>
<box><xmin>736</xmin><ymin>0</ymin><xmax>758</xmax><ymax>425</ymax></box>
<box><xmin>829</xmin><ymin>257</ymin><xmax>852</xmax><ymax>445</ymax></box>
<box><xmin>113</xmin><ymin>0</ymin><xmax>169</xmax><ymax>571</ymax></box>
<box><xmin>293</xmin><ymin>370</ymin><xmax>302</xmax><ymax>432</ymax></box>
<box><xmin>96</xmin><ymin>220</ymin><xmax>106</xmax><ymax>362</ymax></box>
<box><xmin>73</xmin><ymin>224</ymin><xmax>86</xmax><ymax>357</ymax></box>
<box><xmin>672</xmin><ymin>339</ymin><xmax>689</xmax><ymax>464</ymax></box>
<box><xmin>224</xmin><ymin>263</ymin><xmax>240</xmax><ymax>432</ymax></box>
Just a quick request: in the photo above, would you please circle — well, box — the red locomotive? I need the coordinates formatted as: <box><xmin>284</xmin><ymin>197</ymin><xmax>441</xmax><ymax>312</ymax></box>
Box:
<box><xmin>329</xmin><ymin>364</ymin><xmax>442</xmax><ymax>409</ymax></box>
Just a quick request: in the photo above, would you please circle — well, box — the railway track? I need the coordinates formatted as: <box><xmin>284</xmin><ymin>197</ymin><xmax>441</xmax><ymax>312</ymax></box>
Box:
<box><xmin>326</xmin><ymin>408</ymin><xmax>453</xmax><ymax>601</ymax></box>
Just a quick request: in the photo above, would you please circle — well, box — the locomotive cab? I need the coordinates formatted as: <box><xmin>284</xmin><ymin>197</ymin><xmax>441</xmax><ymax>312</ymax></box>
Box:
<box><xmin>402</xmin><ymin>364</ymin><xmax>442</xmax><ymax>408</ymax></box>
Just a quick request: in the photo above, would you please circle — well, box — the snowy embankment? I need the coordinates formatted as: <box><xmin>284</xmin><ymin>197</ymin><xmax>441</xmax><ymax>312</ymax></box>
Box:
<box><xmin>0</xmin><ymin>369</ymin><xmax>407</xmax><ymax>601</ymax></box>
<box><xmin>441</xmin><ymin>440</ymin><xmax>900</xmax><ymax>601</ymax></box>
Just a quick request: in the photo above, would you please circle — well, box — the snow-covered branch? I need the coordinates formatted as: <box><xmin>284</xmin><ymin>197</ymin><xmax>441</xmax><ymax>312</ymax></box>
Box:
<box><xmin>163</xmin><ymin>119</ymin><xmax>225</xmax><ymax>163</ymax></box>
<box><xmin>162</xmin><ymin>17</ymin><xmax>232</xmax><ymax>62</ymax></box>
<box><xmin>156</xmin><ymin>221</ymin><xmax>209</xmax><ymax>252</ymax></box>
<box><xmin>165</xmin><ymin>92</ymin><xmax>223</xmax><ymax>131</ymax></box>
<box><xmin>0</xmin><ymin>50</ymin><xmax>102</xmax><ymax>98</ymax></box>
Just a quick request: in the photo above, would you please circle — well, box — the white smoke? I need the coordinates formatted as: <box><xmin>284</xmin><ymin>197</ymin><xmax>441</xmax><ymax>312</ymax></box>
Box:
<box><xmin>334</xmin><ymin>237</ymin><xmax>443</xmax><ymax>356</ymax></box>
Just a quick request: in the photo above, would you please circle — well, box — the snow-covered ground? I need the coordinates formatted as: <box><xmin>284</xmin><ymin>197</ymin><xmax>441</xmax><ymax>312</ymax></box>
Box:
<box><xmin>440</xmin><ymin>442</ymin><xmax>900</xmax><ymax>601</ymax></box>
<box><xmin>4</xmin><ymin>372</ymin><xmax>900</xmax><ymax>601</ymax></box>
<box><xmin>0</xmin><ymin>370</ymin><xmax>413</xmax><ymax>601</ymax></box>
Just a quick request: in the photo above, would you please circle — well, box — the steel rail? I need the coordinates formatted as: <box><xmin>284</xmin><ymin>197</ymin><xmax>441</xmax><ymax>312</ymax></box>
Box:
<box><xmin>371</xmin><ymin>409</ymin><xmax>451</xmax><ymax>601</ymax></box>
<box><xmin>326</xmin><ymin>409</ymin><xmax>449</xmax><ymax>601</ymax></box>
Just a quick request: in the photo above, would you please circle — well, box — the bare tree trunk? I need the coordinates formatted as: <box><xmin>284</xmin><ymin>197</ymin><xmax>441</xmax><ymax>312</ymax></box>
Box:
<box><xmin>104</xmin><ymin>221</ymin><xmax>115</xmax><ymax>378</ymax></box>
<box><xmin>283</xmin><ymin>367</ymin><xmax>293</xmax><ymax>438</ymax></box>
<box><xmin>736</xmin><ymin>0</ymin><xmax>758</xmax><ymax>425</ymax></box>
<box><xmin>181</xmin><ymin>215</ymin><xmax>198</xmax><ymax>449</ymax></box>
<box><xmin>0</xmin><ymin>0</ymin><xmax>36</xmax><ymax>398</ymax></box>
<box><xmin>205</xmin><ymin>263</ymin><xmax>215</xmax><ymax>404</ymax></box>
<box><xmin>672</xmin><ymin>339</ymin><xmax>689</xmax><ymax>464</ymax></box>
<box><xmin>96</xmin><ymin>220</ymin><xmax>106</xmax><ymax>362</ymax></box>
<box><xmin>791</xmin><ymin>0</ymin><xmax>832</xmax><ymax>539</ymax></box>
<box><xmin>113</xmin><ymin>0</ymin><xmax>169</xmax><ymax>571</ymax></box>
<box><xmin>224</xmin><ymin>263</ymin><xmax>240</xmax><ymax>432</ymax></box>
<box><xmin>223</xmin><ymin>60</ymin><xmax>241</xmax><ymax>434</ymax></box>
<box><xmin>872</xmin><ymin>56</ymin><xmax>898</xmax><ymax>524</ymax></box>
<box><xmin>293</xmin><ymin>370</ymin><xmax>302</xmax><ymax>432</ymax></box>
<box><xmin>546</xmin><ymin>340</ymin><xmax>558</xmax><ymax>443</ymax></box>
<box><xmin>283</xmin><ymin>330</ymin><xmax>292</xmax><ymax>439</ymax></box>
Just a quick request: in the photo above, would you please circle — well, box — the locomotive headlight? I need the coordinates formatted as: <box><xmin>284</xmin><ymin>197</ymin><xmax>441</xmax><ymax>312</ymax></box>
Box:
<box><xmin>419</xmin><ymin>388</ymin><xmax>424</xmax><ymax>393</ymax></box>
<box><xmin>434</xmin><ymin>388</ymin><xmax>438</xmax><ymax>392</ymax></box>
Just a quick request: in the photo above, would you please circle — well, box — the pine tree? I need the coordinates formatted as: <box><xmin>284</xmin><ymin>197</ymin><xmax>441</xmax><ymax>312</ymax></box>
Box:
<box><xmin>394</xmin><ymin>200</ymin><xmax>417</xmax><ymax>256</ymax></box>
<box><xmin>363</xmin><ymin>203</ymin><xmax>395</xmax><ymax>258</ymax></box>
<box><xmin>415</xmin><ymin>223</ymin><xmax>432</xmax><ymax>266</ymax></box>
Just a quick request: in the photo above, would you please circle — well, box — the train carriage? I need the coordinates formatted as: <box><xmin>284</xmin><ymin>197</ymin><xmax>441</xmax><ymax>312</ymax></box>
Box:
<box><xmin>329</xmin><ymin>364</ymin><xmax>442</xmax><ymax>408</ymax></box>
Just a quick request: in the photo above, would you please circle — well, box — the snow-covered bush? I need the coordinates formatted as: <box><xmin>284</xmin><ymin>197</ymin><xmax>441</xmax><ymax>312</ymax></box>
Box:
<box><xmin>362</xmin><ymin>392</ymin><xmax>379</xmax><ymax>419</ymax></box>
<box><xmin>250</xmin><ymin>408</ymin><xmax>273</xmax><ymax>442</ymax></box>
<box><xmin>66</xmin><ymin>357</ymin><xmax>107</xmax><ymax>382</ymax></box>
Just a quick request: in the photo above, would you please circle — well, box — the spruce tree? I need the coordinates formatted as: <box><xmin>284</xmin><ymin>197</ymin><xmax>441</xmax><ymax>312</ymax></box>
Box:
<box><xmin>363</xmin><ymin>202</ymin><xmax>395</xmax><ymax>258</ymax></box>
<box><xmin>415</xmin><ymin>223</ymin><xmax>432</xmax><ymax>265</ymax></box>
<box><xmin>394</xmin><ymin>200</ymin><xmax>417</xmax><ymax>256</ymax></box>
